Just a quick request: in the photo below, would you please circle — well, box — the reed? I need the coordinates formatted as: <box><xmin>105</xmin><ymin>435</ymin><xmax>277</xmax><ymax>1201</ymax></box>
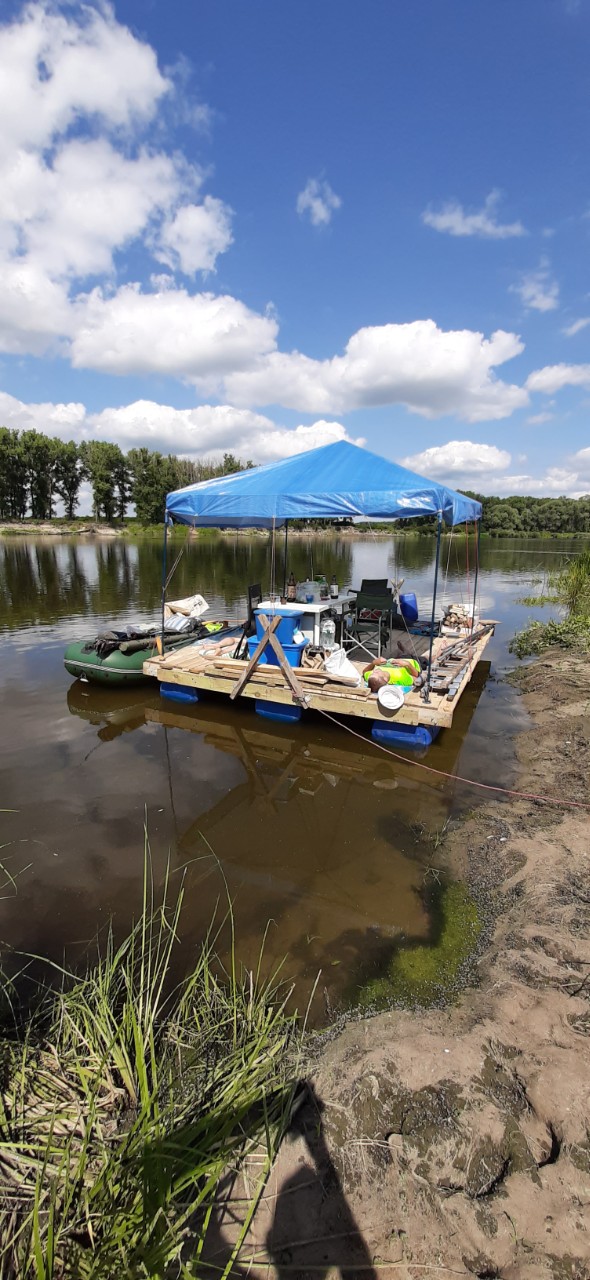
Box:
<box><xmin>553</xmin><ymin>546</ymin><xmax>590</xmax><ymax>615</ymax></box>
<box><xmin>511</xmin><ymin>547</ymin><xmax>590</xmax><ymax>657</ymax></box>
<box><xmin>0</xmin><ymin>842</ymin><xmax>300</xmax><ymax>1278</ymax></box>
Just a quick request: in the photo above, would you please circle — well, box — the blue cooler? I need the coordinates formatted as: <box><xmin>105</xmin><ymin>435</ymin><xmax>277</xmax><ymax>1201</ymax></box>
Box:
<box><xmin>254</xmin><ymin>607</ymin><xmax>302</xmax><ymax>644</ymax></box>
<box><xmin>247</xmin><ymin>634</ymin><xmax>308</xmax><ymax>667</ymax></box>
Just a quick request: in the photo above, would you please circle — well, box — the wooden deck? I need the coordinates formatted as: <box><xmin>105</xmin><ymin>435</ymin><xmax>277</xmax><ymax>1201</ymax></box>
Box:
<box><xmin>143</xmin><ymin>625</ymin><xmax>495</xmax><ymax>731</ymax></box>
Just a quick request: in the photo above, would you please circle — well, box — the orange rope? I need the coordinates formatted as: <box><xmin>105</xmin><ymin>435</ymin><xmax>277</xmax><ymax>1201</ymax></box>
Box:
<box><xmin>317</xmin><ymin>709</ymin><xmax>590</xmax><ymax>812</ymax></box>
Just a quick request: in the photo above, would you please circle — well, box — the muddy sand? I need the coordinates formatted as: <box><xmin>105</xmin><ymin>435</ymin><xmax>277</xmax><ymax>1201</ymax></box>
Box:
<box><xmin>208</xmin><ymin>649</ymin><xmax>590</xmax><ymax>1279</ymax></box>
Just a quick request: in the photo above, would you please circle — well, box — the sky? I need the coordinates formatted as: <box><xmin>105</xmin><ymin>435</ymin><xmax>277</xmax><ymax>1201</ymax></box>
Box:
<box><xmin>0</xmin><ymin>0</ymin><xmax>589</xmax><ymax>499</ymax></box>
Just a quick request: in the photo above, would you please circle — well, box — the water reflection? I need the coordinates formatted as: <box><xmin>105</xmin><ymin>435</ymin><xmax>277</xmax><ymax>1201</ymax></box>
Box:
<box><xmin>56</xmin><ymin>672</ymin><xmax>491</xmax><ymax>1018</ymax></box>
<box><xmin>0</xmin><ymin>533</ymin><xmax>576</xmax><ymax>1021</ymax></box>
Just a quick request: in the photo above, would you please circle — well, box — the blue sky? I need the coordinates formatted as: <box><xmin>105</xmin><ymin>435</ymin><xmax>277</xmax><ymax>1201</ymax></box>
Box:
<box><xmin>0</xmin><ymin>0</ymin><xmax>589</xmax><ymax>496</ymax></box>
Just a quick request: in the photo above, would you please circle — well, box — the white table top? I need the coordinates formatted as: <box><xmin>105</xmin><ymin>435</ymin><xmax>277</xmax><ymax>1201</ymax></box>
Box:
<box><xmin>258</xmin><ymin>595</ymin><xmax>351</xmax><ymax>615</ymax></box>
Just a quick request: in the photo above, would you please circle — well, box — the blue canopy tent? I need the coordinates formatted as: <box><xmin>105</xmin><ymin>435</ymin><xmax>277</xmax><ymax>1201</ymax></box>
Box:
<box><xmin>165</xmin><ymin>440</ymin><xmax>481</xmax><ymax>528</ymax></box>
<box><xmin>162</xmin><ymin>441</ymin><xmax>482</xmax><ymax>695</ymax></box>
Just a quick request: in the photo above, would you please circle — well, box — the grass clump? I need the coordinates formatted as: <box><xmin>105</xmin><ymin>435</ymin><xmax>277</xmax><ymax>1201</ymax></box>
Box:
<box><xmin>356</xmin><ymin>881</ymin><xmax>481</xmax><ymax>1011</ymax></box>
<box><xmin>509</xmin><ymin>615</ymin><xmax>590</xmax><ymax>658</ymax></box>
<box><xmin>511</xmin><ymin>547</ymin><xmax>590</xmax><ymax>657</ymax></box>
<box><xmin>0</xmin><ymin>855</ymin><xmax>300</xmax><ymax>1279</ymax></box>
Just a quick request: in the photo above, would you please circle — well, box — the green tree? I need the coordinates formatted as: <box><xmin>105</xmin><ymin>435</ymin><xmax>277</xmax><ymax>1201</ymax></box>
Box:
<box><xmin>0</xmin><ymin>428</ymin><xmax>28</xmax><ymax>518</ymax></box>
<box><xmin>128</xmin><ymin>448</ymin><xmax>170</xmax><ymax>525</ymax></box>
<box><xmin>21</xmin><ymin>429</ymin><xmax>58</xmax><ymax>519</ymax></box>
<box><xmin>54</xmin><ymin>441</ymin><xmax>83</xmax><ymax>519</ymax></box>
<box><xmin>79</xmin><ymin>441</ymin><xmax>127</xmax><ymax>521</ymax></box>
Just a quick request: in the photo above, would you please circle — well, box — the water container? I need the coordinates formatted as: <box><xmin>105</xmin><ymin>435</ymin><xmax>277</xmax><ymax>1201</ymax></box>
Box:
<box><xmin>319</xmin><ymin>618</ymin><xmax>336</xmax><ymax>650</ymax></box>
<box><xmin>399</xmin><ymin>591</ymin><xmax>419</xmax><ymax>623</ymax></box>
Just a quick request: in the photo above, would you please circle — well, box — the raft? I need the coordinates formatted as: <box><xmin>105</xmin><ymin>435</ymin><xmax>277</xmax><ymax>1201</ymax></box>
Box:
<box><xmin>64</xmin><ymin>635</ymin><xmax>189</xmax><ymax>686</ymax></box>
<box><xmin>64</xmin><ymin>621</ymin><xmax>237</xmax><ymax>687</ymax></box>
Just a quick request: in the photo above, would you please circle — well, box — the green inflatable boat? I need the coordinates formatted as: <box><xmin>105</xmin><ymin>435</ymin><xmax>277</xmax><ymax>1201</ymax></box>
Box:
<box><xmin>64</xmin><ymin>621</ymin><xmax>231</xmax><ymax>687</ymax></box>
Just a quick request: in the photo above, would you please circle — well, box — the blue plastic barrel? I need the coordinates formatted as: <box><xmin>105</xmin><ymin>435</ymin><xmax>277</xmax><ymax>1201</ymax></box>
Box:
<box><xmin>160</xmin><ymin>682</ymin><xmax>199</xmax><ymax>703</ymax></box>
<box><xmin>255</xmin><ymin>699</ymin><xmax>302</xmax><ymax>723</ymax></box>
<box><xmin>399</xmin><ymin>591</ymin><xmax>419</xmax><ymax>623</ymax></box>
<box><xmin>371</xmin><ymin>722</ymin><xmax>439</xmax><ymax>749</ymax></box>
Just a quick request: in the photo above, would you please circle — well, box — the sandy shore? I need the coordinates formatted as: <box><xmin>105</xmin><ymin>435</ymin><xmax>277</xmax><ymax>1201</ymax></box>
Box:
<box><xmin>209</xmin><ymin>649</ymin><xmax>590</xmax><ymax>1278</ymax></box>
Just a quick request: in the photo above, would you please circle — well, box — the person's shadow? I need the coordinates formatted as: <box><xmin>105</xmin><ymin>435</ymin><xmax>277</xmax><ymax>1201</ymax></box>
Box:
<box><xmin>200</xmin><ymin>1081</ymin><xmax>377</xmax><ymax>1280</ymax></box>
<box><xmin>266</xmin><ymin>1082</ymin><xmax>378</xmax><ymax>1279</ymax></box>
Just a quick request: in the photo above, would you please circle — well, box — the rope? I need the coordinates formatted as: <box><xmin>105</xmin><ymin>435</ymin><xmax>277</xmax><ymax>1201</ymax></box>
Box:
<box><xmin>316</xmin><ymin>708</ymin><xmax>590</xmax><ymax>812</ymax></box>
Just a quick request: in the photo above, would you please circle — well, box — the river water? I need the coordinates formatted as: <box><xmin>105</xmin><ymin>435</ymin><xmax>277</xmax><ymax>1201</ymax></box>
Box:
<box><xmin>0</xmin><ymin>534</ymin><xmax>578</xmax><ymax>1017</ymax></box>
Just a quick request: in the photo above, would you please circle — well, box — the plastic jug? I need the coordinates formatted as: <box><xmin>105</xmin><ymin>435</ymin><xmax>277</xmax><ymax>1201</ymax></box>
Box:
<box><xmin>319</xmin><ymin>618</ymin><xmax>336</xmax><ymax>650</ymax></box>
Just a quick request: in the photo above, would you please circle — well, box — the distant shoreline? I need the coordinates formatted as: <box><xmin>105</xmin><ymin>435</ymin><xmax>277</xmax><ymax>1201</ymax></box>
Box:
<box><xmin>1</xmin><ymin>520</ymin><xmax>590</xmax><ymax>541</ymax></box>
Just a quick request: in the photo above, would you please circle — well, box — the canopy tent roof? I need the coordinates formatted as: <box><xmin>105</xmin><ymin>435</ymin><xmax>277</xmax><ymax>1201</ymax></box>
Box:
<box><xmin>165</xmin><ymin>441</ymin><xmax>481</xmax><ymax>528</ymax></box>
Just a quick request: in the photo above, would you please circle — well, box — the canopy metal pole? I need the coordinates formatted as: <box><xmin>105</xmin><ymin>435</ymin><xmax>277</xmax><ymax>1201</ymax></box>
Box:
<box><xmin>470</xmin><ymin>520</ymin><xmax>481</xmax><ymax>635</ymax></box>
<box><xmin>282</xmin><ymin>519</ymin><xmax>289</xmax><ymax>597</ymax></box>
<box><xmin>424</xmin><ymin>512</ymin><xmax>443</xmax><ymax>702</ymax></box>
<box><xmin>160</xmin><ymin>515</ymin><xmax>169</xmax><ymax>652</ymax></box>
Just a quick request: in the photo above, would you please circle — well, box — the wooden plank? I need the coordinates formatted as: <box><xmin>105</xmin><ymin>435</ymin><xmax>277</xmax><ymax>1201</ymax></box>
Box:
<box><xmin>229</xmin><ymin>614</ymin><xmax>282</xmax><ymax>700</ymax></box>
<box><xmin>257</xmin><ymin>613</ymin><xmax>306</xmax><ymax>704</ymax></box>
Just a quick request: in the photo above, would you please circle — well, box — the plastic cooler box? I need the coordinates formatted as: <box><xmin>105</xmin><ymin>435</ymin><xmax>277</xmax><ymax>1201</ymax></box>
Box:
<box><xmin>254</xmin><ymin>606</ymin><xmax>302</xmax><ymax>644</ymax></box>
<box><xmin>247</xmin><ymin>635</ymin><xmax>308</xmax><ymax>667</ymax></box>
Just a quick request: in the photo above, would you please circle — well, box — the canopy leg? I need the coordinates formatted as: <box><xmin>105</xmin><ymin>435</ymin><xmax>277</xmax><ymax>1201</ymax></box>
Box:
<box><xmin>160</xmin><ymin>517</ymin><xmax>168</xmax><ymax>654</ymax></box>
<box><xmin>423</xmin><ymin>512</ymin><xmax>442</xmax><ymax>703</ymax></box>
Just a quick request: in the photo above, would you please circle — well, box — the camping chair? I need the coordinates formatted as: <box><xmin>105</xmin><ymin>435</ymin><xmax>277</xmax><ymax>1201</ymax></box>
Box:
<box><xmin>233</xmin><ymin>582</ymin><xmax>262</xmax><ymax>659</ymax></box>
<box><xmin>345</xmin><ymin>583</ymin><xmax>395</xmax><ymax>658</ymax></box>
<box><xmin>348</xmin><ymin>578</ymin><xmax>389</xmax><ymax>596</ymax></box>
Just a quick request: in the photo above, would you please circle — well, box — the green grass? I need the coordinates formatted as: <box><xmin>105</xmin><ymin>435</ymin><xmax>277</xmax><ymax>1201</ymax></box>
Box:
<box><xmin>509</xmin><ymin>615</ymin><xmax>590</xmax><ymax>658</ymax></box>
<box><xmin>554</xmin><ymin>546</ymin><xmax>590</xmax><ymax>615</ymax></box>
<box><xmin>511</xmin><ymin>548</ymin><xmax>590</xmax><ymax>657</ymax></box>
<box><xmin>0</xmin><ymin>846</ymin><xmax>301</xmax><ymax>1278</ymax></box>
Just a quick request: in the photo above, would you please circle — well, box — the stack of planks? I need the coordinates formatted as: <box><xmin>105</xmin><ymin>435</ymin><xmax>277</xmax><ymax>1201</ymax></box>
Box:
<box><xmin>158</xmin><ymin>648</ymin><xmax>372</xmax><ymax>700</ymax></box>
<box><xmin>428</xmin><ymin>623</ymin><xmax>494</xmax><ymax>699</ymax></box>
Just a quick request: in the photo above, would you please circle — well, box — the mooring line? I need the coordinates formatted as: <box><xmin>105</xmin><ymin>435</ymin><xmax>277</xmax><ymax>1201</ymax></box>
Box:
<box><xmin>317</xmin><ymin>708</ymin><xmax>590</xmax><ymax>812</ymax></box>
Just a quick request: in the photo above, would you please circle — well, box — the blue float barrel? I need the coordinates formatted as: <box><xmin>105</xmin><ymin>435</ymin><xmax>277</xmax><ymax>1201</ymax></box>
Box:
<box><xmin>399</xmin><ymin>591</ymin><xmax>418</xmax><ymax>623</ymax></box>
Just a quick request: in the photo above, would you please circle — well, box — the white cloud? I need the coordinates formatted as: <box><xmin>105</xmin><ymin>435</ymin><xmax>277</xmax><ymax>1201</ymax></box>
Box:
<box><xmin>401</xmin><ymin>440</ymin><xmax>511</xmax><ymax>480</ymax></box>
<box><xmin>510</xmin><ymin>258</ymin><xmax>559</xmax><ymax>312</ymax></box>
<box><xmin>526</xmin><ymin>363</ymin><xmax>590</xmax><ymax>394</ymax></box>
<box><xmin>526</xmin><ymin>412</ymin><xmax>554</xmax><ymax>425</ymax></box>
<box><xmin>399</xmin><ymin>438</ymin><xmax>590</xmax><ymax>498</ymax></box>
<box><xmin>11</xmin><ymin>138</ymin><xmax>180</xmax><ymax>280</ymax></box>
<box><xmin>489</xmin><ymin>468</ymin><xmax>586</xmax><ymax>498</ymax></box>
<box><xmin>0</xmin><ymin>2</ymin><xmax>234</xmax><ymax>356</ymax></box>
<box><xmin>0</xmin><ymin>389</ymin><xmax>362</xmax><ymax>464</ymax></box>
<box><xmin>0</xmin><ymin>389</ymin><xmax>86</xmax><ymax>435</ymax></box>
<box><xmin>572</xmin><ymin>447</ymin><xmax>590</xmax><ymax>483</ymax></box>
<box><xmin>296</xmin><ymin>177</ymin><xmax>341</xmax><ymax>227</ymax></box>
<box><xmin>422</xmin><ymin>190</ymin><xmax>526</xmax><ymax>239</ymax></box>
<box><xmin>155</xmin><ymin>197</ymin><xmax>234</xmax><ymax>276</ymax></box>
<box><xmin>221</xmin><ymin>321</ymin><xmax>528</xmax><ymax>421</ymax></box>
<box><xmin>0</xmin><ymin>2</ymin><xmax>169</xmax><ymax>158</ymax></box>
<box><xmin>70</xmin><ymin>285</ymin><xmax>278</xmax><ymax>377</ymax></box>
<box><xmin>563</xmin><ymin>317</ymin><xmax>590</xmax><ymax>337</ymax></box>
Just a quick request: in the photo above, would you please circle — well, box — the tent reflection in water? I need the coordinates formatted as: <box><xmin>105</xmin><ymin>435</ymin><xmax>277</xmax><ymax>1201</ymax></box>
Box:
<box><xmin>150</xmin><ymin>440</ymin><xmax>492</xmax><ymax>749</ymax></box>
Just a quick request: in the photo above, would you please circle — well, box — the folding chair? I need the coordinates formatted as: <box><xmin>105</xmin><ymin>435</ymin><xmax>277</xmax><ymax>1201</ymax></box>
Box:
<box><xmin>233</xmin><ymin>582</ymin><xmax>262</xmax><ymax>658</ymax></box>
<box><xmin>345</xmin><ymin>586</ymin><xmax>395</xmax><ymax>658</ymax></box>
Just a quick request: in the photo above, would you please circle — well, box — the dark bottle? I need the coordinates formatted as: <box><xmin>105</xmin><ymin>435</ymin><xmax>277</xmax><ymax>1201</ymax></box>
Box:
<box><xmin>330</xmin><ymin>574</ymin><xmax>338</xmax><ymax>598</ymax></box>
<box><xmin>287</xmin><ymin>572</ymin><xmax>297</xmax><ymax>601</ymax></box>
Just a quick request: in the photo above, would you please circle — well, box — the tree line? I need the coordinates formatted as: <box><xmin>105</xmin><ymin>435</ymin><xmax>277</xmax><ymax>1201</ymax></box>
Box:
<box><xmin>1</xmin><ymin>424</ymin><xmax>589</xmax><ymax>534</ymax></box>
<box><xmin>393</xmin><ymin>490</ymin><xmax>590</xmax><ymax>536</ymax></box>
<box><xmin>0</xmin><ymin>427</ymin><xmax>253</xmax><ymax>525</ymax></box>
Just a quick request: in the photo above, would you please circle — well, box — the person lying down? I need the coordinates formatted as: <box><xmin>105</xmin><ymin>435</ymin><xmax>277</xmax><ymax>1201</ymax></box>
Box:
<box><xmin>362</xmin><ymin>654</ymin><xmax>424</xmax><ymax>692</ymax></box>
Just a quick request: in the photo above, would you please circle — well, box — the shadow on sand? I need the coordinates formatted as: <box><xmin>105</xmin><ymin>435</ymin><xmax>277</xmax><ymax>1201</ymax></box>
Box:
<box><xmin>200</xmin><ymin>1082</ymin><xmax>378</xmax><ymax>1279</ymax></box>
